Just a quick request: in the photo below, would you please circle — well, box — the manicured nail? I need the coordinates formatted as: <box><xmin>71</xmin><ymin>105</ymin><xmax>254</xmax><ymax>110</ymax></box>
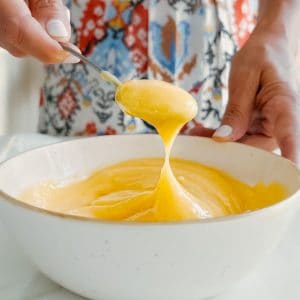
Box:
<box><xmin>213</xmin><ymin>125</ymin><xmax>233</xmax><ymax>139</ymax></box>
<box><xmin>63</xmin><ymin>54</ymin><xmax>80</xmax><ymax>64</ymax></box>
<box><xmin>46</xmin><ymin>19</ymin><xmax>68</xmax><ymax>38</ymax></box>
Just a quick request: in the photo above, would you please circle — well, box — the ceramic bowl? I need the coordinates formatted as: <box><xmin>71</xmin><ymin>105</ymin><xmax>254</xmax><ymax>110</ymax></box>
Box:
<box><xmin>0</xmin><ymin>135</ymin><xmax>299</xmax><ymax>300</ymax></box>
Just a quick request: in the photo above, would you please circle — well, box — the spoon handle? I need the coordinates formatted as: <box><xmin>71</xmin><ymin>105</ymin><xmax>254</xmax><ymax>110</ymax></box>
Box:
<box><xmin>61</xmin><ymin>44</ymin><xmax>122</xmax><ymax>87</ymax></box>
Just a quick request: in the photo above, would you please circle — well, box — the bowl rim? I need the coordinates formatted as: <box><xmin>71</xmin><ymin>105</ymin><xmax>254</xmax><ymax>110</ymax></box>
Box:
<box><xmin>0</xmin><ymin>134</ymin><xmax>299</xmax><ymax>226</ymax></box>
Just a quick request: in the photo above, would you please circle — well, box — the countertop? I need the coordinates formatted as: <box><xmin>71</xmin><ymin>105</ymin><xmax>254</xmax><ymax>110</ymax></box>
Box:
<box><xmin>0</xmin><ymin>134</ymin><xmax>299</xmax><ymax>300</ymax></box>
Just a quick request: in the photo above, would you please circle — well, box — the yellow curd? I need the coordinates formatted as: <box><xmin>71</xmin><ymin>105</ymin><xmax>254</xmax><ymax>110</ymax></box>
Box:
<box><xmin>20</xmin><ymin>80</ymin><xmax>287</xmax><ymax>221</ymax></box>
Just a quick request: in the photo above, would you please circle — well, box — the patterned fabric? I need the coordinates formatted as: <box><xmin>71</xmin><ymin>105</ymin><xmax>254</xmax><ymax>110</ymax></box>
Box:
<box><xmin>39</xmin><ymin>0</ymin><xmax>257</xmax><ymax>136</ymax></box>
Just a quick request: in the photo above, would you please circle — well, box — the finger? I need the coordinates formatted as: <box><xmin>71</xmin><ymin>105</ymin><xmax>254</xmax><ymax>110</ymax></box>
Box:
<box><xmin>29</xmin><ymin>0</ymin><xmax>71</xmax><ymax>42</ymax></box>
<box><xmin>238</xmin><ymin>134</ymin><xmax>278</xmax><ymax>152</ymax></box>
<box><xmin>4</xmin><ymin>46</ymin><xmax>26</xmax><ymax>58</ymax></box>
<box><xmin>261</xmin><ymin>77</ymin><xmax>300</xmax><ymax>164</ymax></box>
<box><xmin>0</xmin><ymin>0</ymin><xmax>68</xmax><ymax>63</ymax></box>
<box><xmin>213</xmin><ymin>56</ymin><xmax>260</xmax><ymax>142</ymax></box>
<box><xmin>278</xmin><ymin>134</ymin><xmax>298</xmax><ymax>163</ymax></box>
<box><xmin>275</xmin><ymin>104</ymin><xmax>300</xmax><ymax>164</ymax></box>
<box><xmin>256</xmin><ymin>64</ymin><xmax>300</xmax><ymax>164</ymax></box>
<box><xmin>0</xmin><ymin>41</ymin><xmax>27</xmax><ymax>58</ymax></box>
<box><xmin>59</xmin><ymin>42</ymin><xmax>81</xmax><ymax>63</ymax></box>
<box><xmin>188</xmin><ymin>126</ymin><xmax>214</xmax><ymax>137</ymax></box>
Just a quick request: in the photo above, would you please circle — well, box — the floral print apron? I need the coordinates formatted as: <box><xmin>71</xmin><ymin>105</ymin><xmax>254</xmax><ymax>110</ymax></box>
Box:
<box><xmin>39</xmin><ymin>0</ymin><xmax>257</xmax><ymax>136</ymax></box>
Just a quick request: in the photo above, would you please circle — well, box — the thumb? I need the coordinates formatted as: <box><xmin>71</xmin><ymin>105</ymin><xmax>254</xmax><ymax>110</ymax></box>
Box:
<box><xmin>213</xmin><ymin>58</ymin><xmax>260</xmax><ymax>142</ymax></box>
<box><xmin>29</xmin><ymin>0</ymin><xmax>71</xmax><ymax>42</ymax></box>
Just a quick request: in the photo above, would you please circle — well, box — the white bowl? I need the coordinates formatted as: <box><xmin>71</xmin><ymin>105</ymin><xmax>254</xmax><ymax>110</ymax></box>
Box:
<box><xmin>0</xmin><ymin>135</ymin><xmax>299</xmax><ymax>300</ymax></box>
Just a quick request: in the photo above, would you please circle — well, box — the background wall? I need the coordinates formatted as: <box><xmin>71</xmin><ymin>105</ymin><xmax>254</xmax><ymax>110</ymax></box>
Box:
<box><xmin>0</xmin><ymin>50</ymin><xmax>44</xmax><ymax>134</ymax></box>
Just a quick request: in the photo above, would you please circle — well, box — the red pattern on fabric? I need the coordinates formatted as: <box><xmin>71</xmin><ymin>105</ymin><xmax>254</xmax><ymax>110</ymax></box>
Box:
<box><xmin>105</xmin><ymin>126</ymin><xmax>117</xmax><ymax>135</ymax></box>
<box><xmin>124</xmin><ymin>3</ymin><xmax>148</xmax><ymax>74</ymax></box>
<box><xmin>39</xmin><ymin>89</ymin><xmax>44</xmax><ymax>107</ymax></box>
<box><xmin>57</xmin><ymin>89</ymin><xmax>77</xmax><ymax>120</ymax></box>
<box><xmin>233</xmin><ymin>0</ymin><xmax>256</xmax><ymax>48</ymax></box>
<box><xmin>189</xmin><ymin>81</ymin><xmax>204</xmax><ymax>95</ymax></box>
<box><xmin>85</xmin><ymin>122</ymin><xmax>97</xmax><ymax>135</ymax></box>
<box><xmin>78</xmin><ymin>0</ymin><xmax>107</xmax><ymax>54</ymax></box>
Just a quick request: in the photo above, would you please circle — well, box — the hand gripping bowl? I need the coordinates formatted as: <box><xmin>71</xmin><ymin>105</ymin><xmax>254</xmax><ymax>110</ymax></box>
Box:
<box><xmin>0</xmin><ymin>135</ymin><xmax>299</xmax><ymax>300</ymax></box>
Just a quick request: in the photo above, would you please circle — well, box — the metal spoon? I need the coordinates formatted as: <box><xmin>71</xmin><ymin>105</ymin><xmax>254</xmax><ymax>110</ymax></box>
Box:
<box><xmin>61</xmin><ymin>44</ymin><xmax>122</xmax><ymax>88</ymax></box>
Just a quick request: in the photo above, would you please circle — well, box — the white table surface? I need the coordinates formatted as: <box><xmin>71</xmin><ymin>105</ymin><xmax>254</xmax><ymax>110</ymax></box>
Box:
<box><xmin>0</xmin><ymin>134</ymin><xmax>299</xmax><ymax>300</ymax></box>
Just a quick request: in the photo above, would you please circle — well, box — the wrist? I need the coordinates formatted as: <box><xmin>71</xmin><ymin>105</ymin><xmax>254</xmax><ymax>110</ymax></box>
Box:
<box><xmin>256</xmin><ymin>0</ymin><xmax>300</xmax><ymax>54</ymax></box>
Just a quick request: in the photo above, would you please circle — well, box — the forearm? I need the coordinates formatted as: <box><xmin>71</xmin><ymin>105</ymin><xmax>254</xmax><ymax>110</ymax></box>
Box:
<box><xmin>257</xmin><ymin>0</ymin><xmax>300</xmax><ymax>52</ymax></box>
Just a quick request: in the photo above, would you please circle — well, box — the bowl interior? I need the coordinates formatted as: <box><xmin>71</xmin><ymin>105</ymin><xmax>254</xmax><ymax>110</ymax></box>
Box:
<box><xmin>0</xmin><ymin>135</ymin><xmax>299</xmax><ymax>202</ymax></box>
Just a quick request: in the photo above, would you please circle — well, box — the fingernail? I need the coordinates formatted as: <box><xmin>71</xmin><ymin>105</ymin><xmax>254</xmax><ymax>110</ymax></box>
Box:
<box><xmin>46</xmin><ymin>19</ymin><xmax>68</xmax><ymax>38</ymax></box>
<box><xmin>63</xmin><ymin>54</ymin><xmax>80</xmax><ymax>64</ymax></box>
<box><xmin>66</xmin><ymin>9</ymin><xmax>71</xmax><ymax>22</ymax></box>
<box><xmin>213</xmin><ymin>125</ymin><xmax>233</xmax><ymax>139</ymax></box>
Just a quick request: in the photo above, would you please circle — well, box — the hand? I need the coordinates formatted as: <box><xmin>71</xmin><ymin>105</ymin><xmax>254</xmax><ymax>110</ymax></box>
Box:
<box><xmin>213</xmin><ymin>23</ymin><xmax>300</xmax><ymax>164</ymax></box>
<box><xmin>0</xmin><ymin>0</ymin><xmax>79</xmax><ymax>63</ymax></box>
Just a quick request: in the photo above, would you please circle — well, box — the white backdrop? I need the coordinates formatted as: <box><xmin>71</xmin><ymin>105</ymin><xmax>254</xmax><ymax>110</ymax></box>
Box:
<box><xmin>0</xmin><ymin>50</ymin><xmax>44</xmax><ymax>134</ymax></box>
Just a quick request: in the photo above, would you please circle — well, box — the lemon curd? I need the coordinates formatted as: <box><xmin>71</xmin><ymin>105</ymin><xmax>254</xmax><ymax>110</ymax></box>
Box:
<box><xmin>20</xmin><ymin>80</ymin><xmax>287</xmax><ymax>221</ymax></box>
